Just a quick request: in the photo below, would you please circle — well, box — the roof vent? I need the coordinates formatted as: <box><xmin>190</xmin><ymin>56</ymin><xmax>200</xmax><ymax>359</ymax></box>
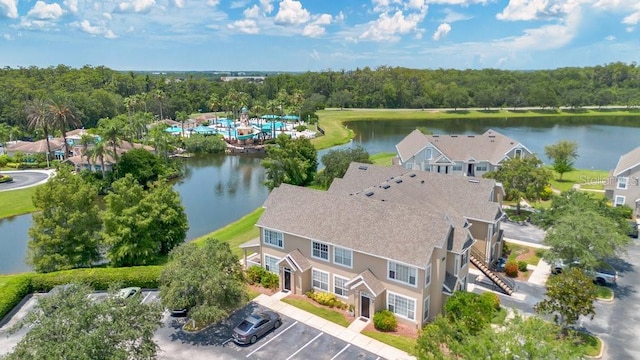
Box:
<box><xmin>421</xmin><ymin>180</ymin><xmax>425</xmax><ymax>184</ymax></box>
<box><xmin>468</xmin><ymin>179</ymin><xmax>480</xmax><ymax>184</ymax></box>
<box><xmin>467</xmin><ymin>135</ymin><xmax>475</xmax><ymax>138</ymax></box>
<box><xmin>365</xmin><ymin>191</ymin><xmax>374</xmax><ymax>197</ymax></box>
<box><xmin>409</xmin><ymin>173</ymin><xmax>416</xmax><ymax>178</ymax></box>
<box><xmin>395</xmin><ymin>179</ymin><xmax>403</xmax><ymax>184</ymax></box>
<box><xmin>433</xmin><ymin>135</ymin><xmax>439</xmax><ymax>137</ymax></box>
<box><xmin>358</xmin><ymin>165</ymin><xmax>368</xmax><ymax>170</ymax></box>
<box><xmin>382</xmin><ymin>184</ymin><xmax>391</xmax><ymax>189</ymax></box>
<box><xmin>451</xmin><ymin>135</ymin><xmax>458</xmax><ymax>138</ymax></box>
<box><xmin>488</xmin><ymin>135</ymin><xmax>495</xmax><ymax>138</ymax></box>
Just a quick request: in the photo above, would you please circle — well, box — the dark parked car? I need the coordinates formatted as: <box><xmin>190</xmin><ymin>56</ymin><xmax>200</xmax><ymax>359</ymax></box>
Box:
<box><xmin>628</xmin><ymin>220</ymin><xmax>638</xmax><ymax>238</ymax></box>
<box><xmin>232</xmin><ymin>311</ymin><xmax>281</xmax><ymax>345</ymax></box>
<box><xmin>169</xmin><ymin>308</ymin><xmax>189</xmax><ymax>317</ymax></box>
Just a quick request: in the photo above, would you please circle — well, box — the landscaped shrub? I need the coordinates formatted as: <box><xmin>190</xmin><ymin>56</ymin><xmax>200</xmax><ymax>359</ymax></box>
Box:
<box><xmin>518</xmin><ymin>261</ymin><xmax>528</xmax><ymax>272</ymax></box>
<box><xmin>0</xmin><ymin>274</ymin><xmax>33</xmax><ymax>322</ymax></box>
<box><xmin>305</xmin><ymin>290</ymin><xmax>348</xmax><ymax>309</ymax></box>
<box><xmin>505</xmin><ymin>261</ymin><xmax>519</xmax><ymax>277</ymax></box>
<box><xmin>6</xmin><ymin>162</ymin><xmax>19</xmax><ymax>169</ymax></box>
<box><xmin>0</xmin><ymin>155</ymin><xmax>9</xmax><ymax>167</ymax></box>
<box><xmin>245</xmin><ymin>266</ymin><xmax>279</xmax><ymax>289</ymax></box>
<box><xmin>295</xmin><ymin>125</ymin><xmax>307</xmax><ymax>132</ymax></box>
<box><xmin>445</xmin><ymin>291</ymin><xmax>494</xmax><ymax>335</ymax></box>
<box><xmin>540</xmin><ymin>186</ymin><xmax>553</xmax><ymax>201</ymax></box>
<box><xmin>479</xmin><ymin>291</ymin><xmax>501</xmax><ymax>311</ymax></box>
<box><xmin>0</xmin><ymin>175</ymin><xmax>13</xmax><ymax>183</ymax></box>
<box><xmin>373</xmin><ymin>309</ymin><xmax>397</xmax><ymax>332</ymax></box>
<box><xmin>502</xmin><ymin>242</ymin><xmax>511</xmax><ymax>256</ymax></box>
<box><xmin>30</xmin><ymin>266</ymin><xmax>163</xmax><ymax>292</ymax></box>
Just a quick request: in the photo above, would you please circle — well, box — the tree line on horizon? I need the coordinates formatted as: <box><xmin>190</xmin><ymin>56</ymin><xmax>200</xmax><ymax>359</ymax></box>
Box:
<box><xmin>0</xmin><ymin>62</ymin><xmax>639</xmax><ymax>137</ymax></box>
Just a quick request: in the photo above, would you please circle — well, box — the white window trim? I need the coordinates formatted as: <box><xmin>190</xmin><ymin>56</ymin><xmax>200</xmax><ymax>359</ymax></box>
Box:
<box><xmin>312</xmin><ymin>268</ymin><xmax>330</xmax><ymax>292</ymax></box>
<box><xmin>617</xmin><ymin>177</ymin><xmax>629</xmax><ymax>190</ymax></box>
<box><xmin>454</xmin><ymin>255</ymin><xmax>460</xmax><ymax>277</ymax></box>
<box><xmin>263</xmin><ymin>253</ymin><xmax>280</xmax><ymax>274</ymax></box>
<box><xmin>461</xmin><ymin>250</ymin><xmax>468</xmax><ymax>270</ymax></box>
<box><xmin>426</xmin><ymin>148</ymin><xmax>432</xmax><ymax>160</ymax></box>
<box><xmin>387</xmin><ymin>290</ymin><xmax>417</xmax><ymax>322</ymax></box>
<box><xmin>262</xmin><ymin>228</ymin><xmax>283</xmax><ymax>249</ymax></box>
<box><xmin>387</xmin><ymin>261</ymin><xmax>418</xmax><ymax>288</ymax></box>
<box><xmin>615</xmin><ymin>195</ymin><xmax>626</xmax><ymax>207</ymax></box>
<box><xmin>424</xmin><ymin>264</ymin><xmax>432</xmax><ymax>287</ymax></box>
<box><xmin>333</xmin><ymin>246</ymin><xmax>353</xmax><ymax>269</ymax></box>
<box><xmin>423</xmin><ymin>296</ymin><xmax>430</xmax><ymax>322</ymax></box>
<box><xmin>311</xmin><ymin>241</ymin><xmax>330</xmax><ymax>262</ymax></box>
<box><xmin>333</xmin><ymin>274</ymin><xmax>349</xmax><ymax>299</ymax></box>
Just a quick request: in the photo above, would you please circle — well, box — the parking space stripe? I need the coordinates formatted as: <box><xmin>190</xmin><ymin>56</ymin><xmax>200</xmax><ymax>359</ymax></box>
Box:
<box><xmin>285</xmin><ymin>332</ymin><xmax>323</xmax><ymax>360</ymax></box>
<box><xmin>246</xmin><ymin>320</ymin><xmax>299</xmax><ymax>358</ymax></box>
<box><xmin>330</xmin><ymin>344</ymin><xmax>350</xmax><ymax>360</ymax></box>
<box><xmin>222</xmin><ymin>338</ymin><xmax>233</xmax><ymax>345</ymax></box>
<box><xmin>141</xmin><ymin>292</ymin><xmax>151</xmax><ymax>304</ymax></box>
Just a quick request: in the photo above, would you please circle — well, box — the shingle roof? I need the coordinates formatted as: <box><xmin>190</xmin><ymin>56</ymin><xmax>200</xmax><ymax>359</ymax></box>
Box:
<box><xmin>396</xmin><ymin>129</ymin><xmax>525</xmax><ymax>165</ymax></box>
<box><xmin>327</xmin><ymin>162</ymin><xmax>502</xmax><ymax>252</ymax></box>
<box><xmin>259</xmin><ymin>184</ymin><xmax>451</xmax><ymax>268</ymax></box>
<box><xmin>278</xmin><ymin>249</ymin><xmax>312</xmax><ymax>272</ymax></box>
<box><xmin>6</xmin><ymin>138</ymin><xmax>65</xmax><ymax>153</ymax></box>
<box><xmin>345</xmin><ymin>269</ymin><xmax>386</xmax><ymax>297</ymax></box>
<box><xmin>613</xmin><ymin>146</ymin><xmax>640</xmax><ymax>176</ymax></box>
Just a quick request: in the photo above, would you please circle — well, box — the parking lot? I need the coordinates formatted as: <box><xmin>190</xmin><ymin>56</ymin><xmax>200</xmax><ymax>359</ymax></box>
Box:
<box><xmin>0</xmin><ymin>290</ymin><xmax>384</xmax><ymax>360</ymax></box>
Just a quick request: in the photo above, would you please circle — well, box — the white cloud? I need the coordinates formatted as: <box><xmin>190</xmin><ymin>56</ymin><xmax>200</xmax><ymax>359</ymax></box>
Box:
<box><xmin>605</xmin><ymin>35</ymin><xmax>615</xmax><ymax>40</ymax></box>
<box><xmin>230</xmin><ymin>0</ymin><xmax>249</xmax><ymax>8</ymax></box>
<box><xmin>2</xmin><ymin>33</ymin><xmax>13</xmax><ymax>40</ymax></box>
<box><xmin>173</xmin><ymin>0</ymin><xmax>185</xmax><ymax>8</ymax></box>
<box><xmin>623</xmin><ymin>10</ymin><xmax>640</xmax><ymax>25</ymax></box>
<box><xmin>116</xmin><ymin>0</ymin><xmax>156</xmax><ymax>13</ymax></box>
<box><xmin>0</xmin><ymin>0</ymin><xmax>18</xmax><ymax>19</ymax></box>
<box><xmin>260</xmin><ymin>0</ymin><xmax>274</xmax><ymax>14</ymax></box>
<box><xmin>426</xmin><ymin>0</ymin><xmax>489</xmax><ymax>5</ymax></box>
<box><xmin>103</xmin><ymin>12</ymin><xmax>112</xmax><ymax>20</ymax></box>
<box><xmin>274</xmin><ymin>0</ymin><xmax>310</xmax><ymax>26</ymax></box>
<box><xmin>335</xmin><ymin>11</ymin><xmax>345</xmax><ymax>23</ymax></box>
<box><xmin>359</xmin><ymin>10</ymin><xmax>426</xmax><ymax>41</ymax></box>
<box><xmin>432</xmin><ymin>22</ymin><xmax>451</xmax><ymax>40</ymax></box>
<box><xmin>227</xmin><ymin>19</ymin><xmax>259</xmax><ymax>34</ymax></box>
<box><xmin>77</xmin><ymin>19</ymin><xmax>118</xmax><ymax>39</ymax></box>
<box><xmin>206</xmin><ymin>0</ymin><xmax>220</xmax><ymax>6</ymax></box>
<box><xmin>302</xmin><ymin>13</ymin><xmax>332</xmax><ymax>37</ymax></box>
<box><xmin>310</xmin><ymin>49</ymin><xmax>320</xmax><ymax>61</ymax></box>
<box><xmin>442</xmin><ymin>8</ymin><xmax>472</xmax><ymax>23</ymax></box>
<box><xmin>244</xmin><ymin>5</ymin><xmax>261</xmax><ymax>18</ymax></box>
<box><xmin>497</xmin><ymin>0</ymin><xmax>577</xmax><ymax>21</ymax></box>
<box><xmin>27</xmin><ymin>1</ymin><xmax>65</xmax><ymax>20</ymax></box>
<box><xmin>406</xmin><ymin>0</ymin><xmax>427</xmax><ymax>11</ymax></box>
<box><xmin>64</xmin><ymin>0</ymin><xmax>78</xmax><ymax>14</ymax></box>
<box><xmin>15</xmin><ymin>19</ymin><xmax>56</xmax><ymax>30</ymax></box>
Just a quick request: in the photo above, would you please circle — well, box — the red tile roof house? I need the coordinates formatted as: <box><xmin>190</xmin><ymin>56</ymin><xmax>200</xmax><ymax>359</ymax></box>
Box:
<box><xmin>395</xmin><ymin>129</ymin><xmax>533</xmax><ymax>177</ymax></box>
<box><xmin>605</xmin><ymin>146</ymin><xmax>640</xmax><ymax>216</ymax></box>
<box><xmin>249</xmin><ymin>163</ymin><xmax>510</xmax><ymax>328</ymax></box>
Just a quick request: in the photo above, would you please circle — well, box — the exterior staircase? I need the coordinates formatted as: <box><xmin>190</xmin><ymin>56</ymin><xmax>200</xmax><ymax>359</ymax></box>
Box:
<box><xmin>470</xmin><ymin>249</ymin><xmax>515</xmax><ymax>296</ymax></box>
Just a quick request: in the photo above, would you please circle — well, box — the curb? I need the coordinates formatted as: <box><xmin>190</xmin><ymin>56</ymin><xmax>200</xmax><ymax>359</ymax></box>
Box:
<box><xmin>586</xmin><ymin>336</ymin><xmax>605</xmax><ymax>359</ymax></box>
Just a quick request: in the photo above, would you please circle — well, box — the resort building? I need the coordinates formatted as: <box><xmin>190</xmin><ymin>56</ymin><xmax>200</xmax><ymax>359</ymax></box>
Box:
<box><xmin>250</xmin><ymin>163</ymin><xmax>509</xmax><ymax>328</ymax></box>
<box><xmin>395</xmin><ymin>129</ymin><xmax>532</xmax><ymax>177</ymax></box>
<box><xmin>605</xmin><ymin>146</ymin><xmax>640</xmax><ymax>216</ymax></box>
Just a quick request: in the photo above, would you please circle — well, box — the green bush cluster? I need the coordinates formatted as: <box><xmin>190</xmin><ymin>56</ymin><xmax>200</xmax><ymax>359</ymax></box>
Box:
<box><xmin>373</xmin><ymin>309</ymin><xmax>398</xmax><ymax>332</ymax></box>
<box><xmin>478</xmin><ymin>291</ymin><xmax>501</xmax><ymax>311</ymax></box>
<box><xmin>0</xmin><ymin>175</ymin><xmax>13</xmax><ymax>183</ymax></box>
<box><xmin>183</xmin><ymin>134</ymin><xmax>227</xmax><ymax>154</ymax></box>
<box><xmin>305</xmin><ymin>290</ymin><xmax>348</xmax><ymax>309</ymax></box>
<box><xmin>518</xmin><ymin>261</ymin><xmax>528</xmax><ymax>272</ymax></box>
<box><xmin>505</xmin><ymin>261</ymin><xmax>519</xmax><ymax>277</ymax></box>
<box><xmin>0</xmin><ymin>266</ymin><xmax>163</xmax><ymax>322</ymax></box>
<box><xmin>245</xmin><ymin>266</ymin><xmax>279</xmax><ymax>289</ymax></box>
<box><xmin>295</xmin><ymin>125</ymin><xmax>307</xmax><ymax>132</ymax></box>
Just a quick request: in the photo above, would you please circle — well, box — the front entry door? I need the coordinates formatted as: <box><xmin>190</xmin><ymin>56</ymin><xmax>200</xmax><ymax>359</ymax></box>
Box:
<box><xmin>467</xmin><ymin>164</ymin><xmax>475</xmax><ymax>177</ymax></box>
<box><xmin>284</xmin><ymin>268</ymin><xmax>292</xmax><ymax>291</ymax></box>
<box><xmin>360</xmin><ymin>295</ymin><xmax>370</xmax><ymax>319</ymax></box>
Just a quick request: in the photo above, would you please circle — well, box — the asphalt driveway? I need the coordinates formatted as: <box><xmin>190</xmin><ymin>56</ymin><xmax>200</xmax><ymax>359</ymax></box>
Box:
<box><xmin>0</xmin><ymin>170</ymin><xmax>52</xmax><ymax>192</ymax></box>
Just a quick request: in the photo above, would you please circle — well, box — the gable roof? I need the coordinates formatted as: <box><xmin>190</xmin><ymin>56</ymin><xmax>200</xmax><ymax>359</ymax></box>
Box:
<box><xmin>345</xmin><ymin>269</ymin><xmax>386</xmax><ymax>297</ymax></box>
<box><xmin>613</xmin><ymin>146</ymin><xmax>640</xmax><ymax>176</ymax></box>
<box><xmin>396</xmin><ymin>129</ymin><xmax>527</xmax><ymax>165</ymax></box>
<box><xmin>258</xmin><ymin>184</ymin><xmax>451</xmax><ymax>268</ymax></box>
<box><xmin>6</xmin><ymin>138</ymin><xmax>65</xmax><ymax>154</ymax></box>
<box><xmin>327</xmin><ymin>162</ymin><xmax>502</xmax><ymax>252</ymax></box>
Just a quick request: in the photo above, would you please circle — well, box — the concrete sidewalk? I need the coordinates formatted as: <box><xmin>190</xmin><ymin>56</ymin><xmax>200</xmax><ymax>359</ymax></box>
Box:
<box><xmin>253</xmin><ymin>293</ymin><xmax>415</xmax><ymax>360</ymax></box>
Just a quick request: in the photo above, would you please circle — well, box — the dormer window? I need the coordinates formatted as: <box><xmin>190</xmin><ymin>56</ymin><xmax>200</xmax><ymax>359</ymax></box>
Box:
<box><xmin>617</xmin><ymin>177</ymin><xmax>628</xmax><ymax>190</ymax></box>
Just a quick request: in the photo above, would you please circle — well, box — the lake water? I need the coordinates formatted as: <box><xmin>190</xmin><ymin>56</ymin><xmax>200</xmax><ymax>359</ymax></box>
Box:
<box><xmin>3</xmin><ymin>116</ymin><xmax>640</xmax><ymax>274</ymax></box>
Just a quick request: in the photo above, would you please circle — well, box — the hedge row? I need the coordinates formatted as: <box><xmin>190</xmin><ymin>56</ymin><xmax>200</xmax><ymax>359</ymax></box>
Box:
<box><xmin>0</xmin><ymin>175</ymin><xmax>13</xmax><ymax>183</ymax></box>
<box><xmin>0</xmin><ymin>266</ymin><xmax>163</xmax><ymax>322</ymax></box>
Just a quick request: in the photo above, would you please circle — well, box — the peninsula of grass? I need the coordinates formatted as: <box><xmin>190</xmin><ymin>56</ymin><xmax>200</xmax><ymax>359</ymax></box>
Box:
<box><xmin>0</xmin><ymin>186</ymin><xmax>39</xmax><ymax>220</ymax></box>
<box><xmin>312</xmin><ymin>108</ymin><xmax>640</xmax><ymax>150</ymax></box>
<box><xmin>595</xmin><ymin>285</ymin><xmax>614</xmax><ymax>301</ymax></box>
<box><xmin>281</xmin><ymin>297</ymin><xmax>350</xmax><ymax>327</ymax></box>
<box><xmin>370</xmin><ymin>152</ymin><xmax>396</xmax><ymax>166</ymax></box>
<box><xmin>191</xmin><ymin>207</ymin><xmax>263</xmax><ymax>257</ymax></box>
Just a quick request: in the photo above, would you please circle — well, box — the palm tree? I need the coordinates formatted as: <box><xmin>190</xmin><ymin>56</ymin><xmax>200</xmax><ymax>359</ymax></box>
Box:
<box><xmin>153</xmin><ymin>89</ymin><xmax>166</xmax><ymax>120</ymax></box>
<box><xmin>79</xmin><ymin>133</ymin><xmax>94</xmax><ymax>164</ymax></box>
<box><xmin>98</xmin><ymin>117</ymin><xmax>125</xmax><ymax>163</ymax></box>
<box><xmin>24</xmin><ymin>98</ymin><xmax>54</xmax><ymax>159</ymax></box>
<box><xmin>291</xmin><ymin>90</ymin><xmax>305</xmax><ymax>124</ymax></box>
<box><xmin>176</xmin><ymin>111</ymin><xmax>189</xmax><ymax>138</ymax></box>
<box><xmin>208</xmin><ymin>93</ymin><xmax>220</xmax><ymax>121</ymax></box>
<box><xmin>47</xmin><ymin>97</ymin><xmax>81</xmax><ymax>160</ymax></box>
<box><xmin>85</xmin><ymin>140</ymin><xmax>110</xmax><ymax>179</ymax></box>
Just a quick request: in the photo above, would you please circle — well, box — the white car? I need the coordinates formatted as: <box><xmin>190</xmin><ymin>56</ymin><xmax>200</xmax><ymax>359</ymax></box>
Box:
<box><xmin>551</xmin><ymin>260</ymin><xmax>617</xmax><ymax>286</ymax></box>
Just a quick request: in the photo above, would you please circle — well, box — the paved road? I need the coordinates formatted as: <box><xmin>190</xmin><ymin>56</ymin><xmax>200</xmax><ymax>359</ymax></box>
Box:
<box><xmin>0</xmin><ymin>170</ymin><xmax>52</xmax><ymax>192</ymax></box>
<box><xmin>0</xmin><ymin>290</ymin><xmax>384</xmax><ymax>360</ymax></box>
<box><xmin>501</xmin><ymin>221</ymin><xmax>546</xmax><ymax>245</ymax></box>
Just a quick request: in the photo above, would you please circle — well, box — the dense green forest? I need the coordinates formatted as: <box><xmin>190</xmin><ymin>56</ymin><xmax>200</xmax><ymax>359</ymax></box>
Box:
<box><xmin>0</xmin><ymin>62</ymin><xmax>639</xmax><ymax>135</ymax></box>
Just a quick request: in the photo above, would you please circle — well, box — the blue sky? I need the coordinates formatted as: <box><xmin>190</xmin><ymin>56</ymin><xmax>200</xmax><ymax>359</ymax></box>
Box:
<box><xmin>0</xmin><ymin>0</ymin><xmax>638</xmax><ymax>71</ymax></box>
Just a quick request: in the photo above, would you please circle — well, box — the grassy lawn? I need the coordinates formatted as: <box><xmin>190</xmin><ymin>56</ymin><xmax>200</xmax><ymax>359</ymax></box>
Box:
<box><xmin>313</xmin><ymin>108</ymin><xmax>640</xmax><ymax>150</ymax></box>
<box><xmin>505</xmin><ymin>241</ymin><xmax>542</xmax><ymax>266</ymax></box>
<box><xmin>573</xmin><ymin>331</ymin><xmax>602</xmax><ymax>357</ymax></box>
<box><xmin>595</xmin><ymin>285</ymin><xmax>614</xmax><ymax>300</ymax></box>
<box><xmin>361</xmin><ymin>330</ymin><xmax>417</xmax><ymax>356</ymax></box>
<box><xmin>491</xmin><ymin>307</ymin><xmax>508</xmax><ymax>325</ymax></box>
<box><xmin>548</xmin><ymin>168</ymin><xmax>610</xmax><ymax>192</ymax></box>
<box><xmin>192</xmin><ymin>207</ymin><xmax>263</xmax><ymax>257</ymax></box>
<box><xmin>281</xmin><ymin>297</ymin><xmax>350</xmax><ymax>327</ymax></box>
<box><xmin>370</xmin><ymin>152</ymin><xmax>396</xmax><ymax>166</ymax></box>
<box><xmin>247</xmin><ymin>287</ymin><xmax>261</xmax><ymax>300</ymax></box>
<box><xmin>0</xmin><ymin>186</ymin><xmax>40</xmax><ymax>220</ymax></box>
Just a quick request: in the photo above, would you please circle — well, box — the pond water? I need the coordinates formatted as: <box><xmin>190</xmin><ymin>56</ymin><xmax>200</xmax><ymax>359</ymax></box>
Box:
<box><xmin>3</xmin><ymin>115</ymin><xmax>640</xmax><ymax>274</ymax></box>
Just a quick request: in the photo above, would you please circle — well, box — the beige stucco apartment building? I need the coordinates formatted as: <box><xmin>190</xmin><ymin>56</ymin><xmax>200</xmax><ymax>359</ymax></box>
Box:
<box><xmin>395</xmin><ymin>129</ymin><xmax>532</xmax><ymax>177</ymax></box>
<box><xmin>605</xmin><ymin>146</ymin><xmax>640</xmax><ymax>216</ymax></box>
<box><xmin>253</xmin><ymin>163</ymin><xmax>506</xmax><ymax>328</ymax></box>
